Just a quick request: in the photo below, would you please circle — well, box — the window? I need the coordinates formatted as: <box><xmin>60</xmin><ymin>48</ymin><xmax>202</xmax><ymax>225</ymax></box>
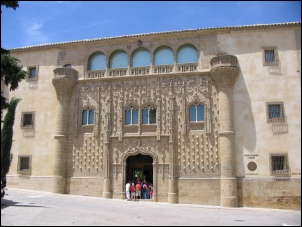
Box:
<box><xmin>262</xmin><ymin>47</ymin><xmax>278</xmax><ymax>66</ymax></box>
<box><xmin>64</xmin><ymin>64</ymin><xmax>72</xmax><ymax>68</ymax></box>
<box><xmin>270</xmin><ymin>154</ymin><xmax>289</xmax><ymax>176</ymax></box>
<box><xmin>87</xmin><ymin>52</ymin><xmax>106</xmax><ymax>70</ymax></box>
<box><xmin>109</xmin><ymin>50</ymin><xmax>128</xmax><ymax>68</ymax></box>
<box><xmin>266</xmin><ymin>102</ymin><xmax>284</xmax><ymax>123</ymax></box>
<box><xmin>153</xmin><ymin>46</ymin><xmax>174</xmax><ymax>65</ymax></box>
<box><xmin>82</xmin><ymin>109</ymin><xmax>94</xmax><ymax>125</ymax></box>
<box><xmin>21</xmin><ymin>112</ymin><xmax>35</xmax><ymax>128</ymax></box>
<box><xmin>142</xmin><ymin>105</ymin><xmax>156</xmax><ymax>124</ymax></box>
<box><xmin>27</xmin><ymin>65</ymin><xmax>39</xmax><ymax>81</ymax></box>
<box><xmin>177</xmin><ymin>44</ymin><xmax>198</xmax><ymax>63</ymax></box>
<box><xmin>130</xmin><ymin>48</ymin><xmax>150</xmax><ymax>67</ymax></box>
<box><xmin>17</xmin><ymin>155</ymin><xmax>31</xmax><ymax>173</ymax></box>
<box><xmin>125</xmin><ymin>106</ymin><xmax>138</xmax><ymax>125</ymax></box>
<box><xmin>189</xmin><ymin>104</ymin><xmax>204</xmax><ymax>122</ymax></box>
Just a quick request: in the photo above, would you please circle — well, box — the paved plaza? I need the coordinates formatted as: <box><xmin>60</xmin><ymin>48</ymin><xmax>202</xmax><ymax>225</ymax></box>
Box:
<box><xmin>1</xmin><ymin>188</ymin><xmax>301</xmax><ymax>226</ymax></box>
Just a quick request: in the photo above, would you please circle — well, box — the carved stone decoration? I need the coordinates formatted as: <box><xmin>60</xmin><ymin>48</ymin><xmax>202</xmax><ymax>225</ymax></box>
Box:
<box><xmin>211</xmin><ymin>67</ymin><xmax>239</xmax><ymax>89</ymax></box>
<box><xmin>72</xmin><ymin>135</ymin><xmax>101</xmax><ymax>176</ymax></box>
<box><xmin>120</xmin><ymin>141</ymin><xmax>158</xmax><ymax>164</ymax></box>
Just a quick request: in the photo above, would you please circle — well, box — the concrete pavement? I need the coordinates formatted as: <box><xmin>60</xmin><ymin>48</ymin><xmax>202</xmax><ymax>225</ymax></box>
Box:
<box><xmin>1</xmin><ymin>188</ymin><xmax>301</xmax><ymax>226</ymax></box>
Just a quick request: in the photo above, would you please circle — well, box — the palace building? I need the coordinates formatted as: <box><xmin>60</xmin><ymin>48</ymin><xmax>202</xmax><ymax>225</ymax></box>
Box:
<box><xmin>3</xmin><ymin>22</ymin><xmax>301</xmax><ymax>210</ymax></box>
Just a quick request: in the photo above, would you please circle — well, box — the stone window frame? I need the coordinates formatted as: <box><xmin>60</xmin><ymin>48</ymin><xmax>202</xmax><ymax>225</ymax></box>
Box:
<box><xmin>269</xmin><ymin>153</ymin><xmax>290</xmax><ymax>176</ymax></box>
<box><xmin>187</xmin><ymin>101</ymin><xmax>205</xmax><ymax>123</ymax></box>
<box><xmin>21</xmin><ymin>111</ymin><xmax>35</xmax><ymax>128</ymax></box>
<box><xmin>265</xmin><ymin>101</ymin><xmax>285</xmax><ymax>123</ymax></box>
<box><xmin>124</xmin><ymin>105</ymin><xmax>139</xmax><ymax>126</ymax></box>
<box><xmin>17</xmin><ymin>155</ymin><xmax>32</xmax><ymax>174</ymax></box>
<box><xmin>142</xmin><ymin>104</ymin><xmax>156</xmax><ymax>125</ymax></box>
<box><xmin>26</xmin><ymin>65</ymin><xmax>39</xmax><ymax>81</ymax></box>
<box><xmin>81</xmin><ymin>107</ymin><xmax>95</xmax><ymax>126</ymax></box>
<box><xmin>262</xmin><ymin>47</ymin><xmax>279</xmax><ymax>66</ymax></box>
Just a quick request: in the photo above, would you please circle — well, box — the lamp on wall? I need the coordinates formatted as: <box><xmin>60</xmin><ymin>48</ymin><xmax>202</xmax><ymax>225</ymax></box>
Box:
<box><xmin>137</xmin><ymin>40</ymin><xmax>142</xmax><ymax>46</ymax></box>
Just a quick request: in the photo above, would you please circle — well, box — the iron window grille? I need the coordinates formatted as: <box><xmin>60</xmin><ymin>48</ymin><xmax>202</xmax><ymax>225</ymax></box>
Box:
<box><xmin>21</xmin><ymin>112</ymin><xmax>35</xmax><ymax>128</ymax></box>
<box><xmin>262</xmin><ymin>47</ymin><xmax>279</xmax><ymax>66</ymax></box>
<box><xmin>270</xmin><ymin>153</ymin><xmax>290</xmax><ymax>177</ymax></box>
<box><xmin>266</xmin><ymin>102</ymin><xmax>285</xmax><ymax>123</ymax></box>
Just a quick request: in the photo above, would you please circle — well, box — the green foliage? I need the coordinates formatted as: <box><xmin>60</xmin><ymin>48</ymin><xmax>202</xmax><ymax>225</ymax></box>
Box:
<box><xmin>1</xmin><ymin>1</ymin><xmax>19</xmax><ymax>12</ymax></box>
<box><xmin>1</xmin><ymin>1</ymin><xmax>27</xmax><ymax>120</ymax></box>
<box><xmin>1</xmin><ymin>97</ymin><xmax>21</xmax><ymax>198</ymax></box>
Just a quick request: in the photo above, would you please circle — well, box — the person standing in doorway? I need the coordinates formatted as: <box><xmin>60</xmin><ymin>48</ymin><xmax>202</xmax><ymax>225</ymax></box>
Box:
<box><xmin>125</xmin><ymin>181</ymin><xmax>131</xmax><ymax>201</ymax></box>
<box><xmin>135</xmin><ymin>181</ymin><xmax>141</xmax><ymax>200</ymax></box>
<box><xmin>130</xmin><ymin>182</ymin><xmax>136</xmax><ymax>200</ymax></box>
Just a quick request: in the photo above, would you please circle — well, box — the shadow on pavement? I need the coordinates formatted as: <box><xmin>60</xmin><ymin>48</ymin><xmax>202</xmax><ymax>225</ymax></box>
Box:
<box><xmin>1</xmin><ymin>198</ymin><xmax>45</xmax><ymax>210</ymax></box>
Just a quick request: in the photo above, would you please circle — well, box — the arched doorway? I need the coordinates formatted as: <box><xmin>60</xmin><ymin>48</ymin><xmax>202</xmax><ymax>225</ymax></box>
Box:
<box><xmin>126</xmin><ymin>154</ymin><xmax>153</xmax><ymax>183</ymax></box>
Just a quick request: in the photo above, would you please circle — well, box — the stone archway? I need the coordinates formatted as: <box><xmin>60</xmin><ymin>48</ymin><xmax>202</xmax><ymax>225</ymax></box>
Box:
<box><xmin>120</xmin><ymin>141</ymin><xmax>159</xmax><ymax>201</ymax></box>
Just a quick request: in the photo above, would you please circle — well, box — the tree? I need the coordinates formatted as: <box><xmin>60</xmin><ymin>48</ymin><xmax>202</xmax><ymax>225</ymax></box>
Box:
<box><xmin>1</xmin><ymin>1</ymin><xmax>27</xmax><ymax>121</ymax></box>
<box><xmin>1</xmin><ymin>1</ymin><xmax>27</xmax><ymax>198</ymax></box>
<box><xmin>1</xmin><ymin>97</ymin><xmax>21</xmax><ymax>198</ymax></box>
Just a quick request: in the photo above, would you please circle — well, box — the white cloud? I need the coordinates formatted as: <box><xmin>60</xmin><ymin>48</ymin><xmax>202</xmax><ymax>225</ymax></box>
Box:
<box><xmin>23</xmin><ymin>20</ymin><xmax>49</xmax><ymax>46</ymax></box>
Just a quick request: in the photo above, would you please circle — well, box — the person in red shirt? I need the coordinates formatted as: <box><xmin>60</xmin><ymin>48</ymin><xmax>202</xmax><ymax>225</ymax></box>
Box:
<box><xmin>130</xmin><ymin>182</ymin><xmax>135</xmax><ymax>200</ymax></box>
<box><xmin>135</xmin><ymin>181</ymin><xmax>141</xmax><ymax>199</ymax></box>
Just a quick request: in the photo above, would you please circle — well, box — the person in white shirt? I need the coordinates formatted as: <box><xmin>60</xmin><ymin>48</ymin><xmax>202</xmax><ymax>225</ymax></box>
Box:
<box><xmin>125</xmin><ymin>181</ymin><xmax>131</xmax><ymax>200</ymax></box>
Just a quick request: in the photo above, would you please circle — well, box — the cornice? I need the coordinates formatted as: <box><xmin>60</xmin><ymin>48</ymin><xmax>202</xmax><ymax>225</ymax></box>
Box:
<box><xmin>8</xmin><ymin>22</ymin><xmax>301</xmax><ymax>52</ymax></box>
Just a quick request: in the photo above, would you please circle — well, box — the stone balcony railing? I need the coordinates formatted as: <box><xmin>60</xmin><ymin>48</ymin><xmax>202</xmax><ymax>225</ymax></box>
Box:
<box><xmin>87</xmin><ymin>70</ymin><xmax>106</xmax><ymax>79</ymax></box>
<box><xmin>210</xmin><ymin>55</ymin><xmax>238</xmax><ymax>69</ymax></box>
<box><xmin>83</xmin><ymin>63</ymin><xmax>201</xmax><ymax>79</ymax></box>
<box><xmin>177</xmin><ymin>63</ymin><xmax>198</xmax><ymax>72</ymax></box>
<box><xmin>108</xmin><ymin>68</ymin><xmax>127</xmax><ymax>77</ymax></box>
<box><xmin>130</xmin><ymin>66</ymin><xmax>150</xmax><ymax>76</ymax></box>
<box><xmin>153</xmin><ymin>65</ymin><xmax>174</xmax><ymax>74</ymax></box>
<box><xmin>53</xmin><ymin>68</ymin><xmax>78</xmax><ymax>80</ymax></box>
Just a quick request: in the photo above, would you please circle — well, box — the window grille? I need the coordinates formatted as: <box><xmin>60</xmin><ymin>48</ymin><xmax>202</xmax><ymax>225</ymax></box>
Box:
<box><xmin>266</xmin><ymin>102</ymin><xmax>285</xmax><ymax>123</ymax></box>
<box><xmin>20</xmin><ymin>157</ymin><xmax>30</xmax><ymax>170</ymax></box>
<box><xmin>262</xmin><ymin>47</ymin><xmax>279</xmax><ymax>66</ymax></box>
<box><xmin>27</xmin><ymin>65</ymin><xmax>39</xmax><ymax>81</ymax></box>
<box><xmin>21</xmin><ymin>112</ymin><xmax>35</xmax><ymax>128</ymax></box>
<box><xmin>270</xmin><ymin>154</ymin><xmax>290</xmax><ymax>179</ymax></box>
<box><xmin>17</xmin><ymin>155</ymin><xmax>31</xmax><ymax>174</ymax></box>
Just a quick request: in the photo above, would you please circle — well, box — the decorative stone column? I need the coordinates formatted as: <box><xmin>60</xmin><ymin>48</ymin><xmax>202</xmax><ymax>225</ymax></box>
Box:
<box><xmin>103</xmin><ymin>99</ymin><xmax>111</xmax><ymax>199</ymax></box>
<box><xmin>210</xmin><ymin>55</ymin><xmax>239</xmax><ymax>207</ymax></box>
<box><xmin>168</xmin><ymin>96</ymin><xmax>177</xmax><ymax>203</ymax></box>
<box><xmin>52</xmin><ymin>68</ymin><xmax>78</xmax><ymax>193</ymax></box>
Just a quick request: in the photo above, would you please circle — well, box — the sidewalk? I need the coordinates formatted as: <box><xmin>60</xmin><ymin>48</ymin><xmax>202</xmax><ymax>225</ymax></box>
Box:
<box><xmin>1</xmin><ymin>188</ymin><xmax>301</xmax><ymax>226</ymax></box>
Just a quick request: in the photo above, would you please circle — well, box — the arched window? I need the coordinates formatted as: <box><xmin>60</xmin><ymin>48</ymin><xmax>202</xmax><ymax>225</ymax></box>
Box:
<box><xmin>142</xmin><ymin>105</ymin><xmax>156</xmax><ymax>124</ymax></box>
<box><xmin>131</xmin><ymin>48</ymin><xmax>150</xmax><ymax>67</ymax></box>
<box><xmin>82</xmin><ymin>109</ymin><xmax>94</xmax><ymax>125</ymax></box>
<box><xmin>87</xmin><ymin>52</ymin><xmax>106</xmax><ymax>70</ymax></box>
<box><xmin>177</xmin><ymin>44</ymin><xmax>198</xmax><ymax>63</ymax></box>
<box><xmin>189</xmin><ymin>104</ymin><xmax>204</xmax><ymax>122</ymax></box>
<box><xmin>110</xmin><ymin>50</ymin><xmax>128</xmax><ymax>68</ymax></box>
<box><xmin>64</xmin><ymin>64</ymin><xmax>71</xmax><ymax>68</ymax></box>
<box><xmin>153</xmin><ymin>46</ymin><xmax>174</xmax><ymax>65</ymax></box>
<box><xmin>125</xmin><ymin>106</ymin><xmax>138</xmax><ymax>125</ymax></box>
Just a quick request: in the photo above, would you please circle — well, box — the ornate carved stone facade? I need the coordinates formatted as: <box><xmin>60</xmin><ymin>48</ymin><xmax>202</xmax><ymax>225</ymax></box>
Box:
<box><xmin>4</xmin><ymin>22</ymin><xmax>301</xmax><ymax>210</ymax></box>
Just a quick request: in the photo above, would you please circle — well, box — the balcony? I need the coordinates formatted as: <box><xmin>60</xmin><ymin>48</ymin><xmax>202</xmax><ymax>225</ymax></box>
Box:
<box><xmin>210</xmin><ymin>55</ymin><xmax>238</xmax><ymax>69</ymax></box>
<box><xmin>83</xmin><ymin>62</ymin><xmax>202</xmax><ymax>80</ymax></box>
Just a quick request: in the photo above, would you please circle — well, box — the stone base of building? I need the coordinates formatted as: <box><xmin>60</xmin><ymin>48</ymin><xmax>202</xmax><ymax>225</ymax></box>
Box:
<box><xmin>6</xmin><ymin>175</ymin><xmax>301</xmax><ymax>211</ymax></box>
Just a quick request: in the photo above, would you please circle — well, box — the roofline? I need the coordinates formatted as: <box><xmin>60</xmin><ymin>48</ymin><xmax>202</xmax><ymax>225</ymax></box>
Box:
<box><xmin>8</xmin><ymin>21</ymin><xmax>301</xmax><ymax>51</ymax></box>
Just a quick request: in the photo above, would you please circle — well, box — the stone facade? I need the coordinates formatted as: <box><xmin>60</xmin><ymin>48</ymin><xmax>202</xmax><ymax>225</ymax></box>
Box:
<box><xmin>3</xmin><ymin>22</ymin><xmax>301</xmax><ymax>210</ymax></box>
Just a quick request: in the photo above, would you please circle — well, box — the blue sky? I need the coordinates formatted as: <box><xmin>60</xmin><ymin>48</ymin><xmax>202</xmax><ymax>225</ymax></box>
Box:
<box><xmin>1</xmin><ymin>1</ymin><xmax>301</xmax><ymax>49</ymax></box>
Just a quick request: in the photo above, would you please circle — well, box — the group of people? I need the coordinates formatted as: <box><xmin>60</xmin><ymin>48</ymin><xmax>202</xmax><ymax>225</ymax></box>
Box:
<box><xmin>125</xmin><ymin>179</ymin><xmax>153</xmax><ymax>201</ymax></box>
